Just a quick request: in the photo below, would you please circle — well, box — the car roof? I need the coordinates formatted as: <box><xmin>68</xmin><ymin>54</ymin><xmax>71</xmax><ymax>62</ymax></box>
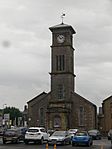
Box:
<box><xmin>68</xmin><ymin>129</ymin><xmax>78</xmax><ymax>131</ymax></box>
<box><xmin>108</xmin><ymin>129</ymin><xmax>112</xmax><ymax>133</ymax></box>
<box><xmin>53</xmin><ymin>130</ymin><xmax>67</xmax><ymax>133</ymax></box>
<box><xmin>76</xmin><ymin>131</ymin><xmax>88</xmax><ymax>135</ymax></box>
<box><xmin>54</xmin><ymin>130</ymin><xmax>66</xmax><ymax>132</ymax></box>
<box><xmin>76</xmin><ymin>131</ymin><xmax>88</xmax><ymax>133</ymax></box>
<box><xmin>28</xmin><ymin>127</ymin><xmax>45</xmax><ymax>129</ymax></box>
<box><xmin>88</xmin><ymin>129</ymin><xmax>99</xmax><ymax>132</ymax></box>
<box><xmin>5</xmin><ymin>129</ymin><xmax>17</xmax><ymax>131</ymax></box>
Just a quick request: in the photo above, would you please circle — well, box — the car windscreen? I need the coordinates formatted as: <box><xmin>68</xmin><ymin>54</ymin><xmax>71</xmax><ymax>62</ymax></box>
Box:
<box><xmin>52</xmin><ymin>131</ymin><xmax>66</xmax><ymax>136</ymax></box>
<box><xmin>76</xmin><ymin>132</ymin><xmax>87</xmax><ymax>136</ymax></box>
<box><xmin>40</xmin><ymin>129</ymin><xmax>46</xmax><ymax>132</ymax></box>
<box><xmin>5</xmin><ymin>130</ymin><xmax>17</xmax><ymax>135</ymax></box>
<box><xmin>88</xmin><ymin>130</ymin><xmax>98</xmax><ymax>134</ymax></box>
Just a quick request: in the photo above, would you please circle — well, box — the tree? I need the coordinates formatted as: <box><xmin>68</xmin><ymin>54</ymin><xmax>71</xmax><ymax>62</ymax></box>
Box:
<box><xmin>3</xmin><ymin>107</ymin><xmax>22</xmax><ymax>126</ymax></box>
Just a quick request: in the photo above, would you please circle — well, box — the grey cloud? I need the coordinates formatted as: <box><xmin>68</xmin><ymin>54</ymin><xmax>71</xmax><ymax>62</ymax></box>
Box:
<box><xmin>0</xmin><ymin>0</ymin><xmax>112</xmax><ymax>110</ymax></box>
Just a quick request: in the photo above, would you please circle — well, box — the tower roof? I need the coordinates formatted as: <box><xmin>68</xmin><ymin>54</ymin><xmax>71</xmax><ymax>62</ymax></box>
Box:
<box><xmin>49</xmin><ymin>23</ymin><xmax>76</xmax><ymax>34</ymax></box>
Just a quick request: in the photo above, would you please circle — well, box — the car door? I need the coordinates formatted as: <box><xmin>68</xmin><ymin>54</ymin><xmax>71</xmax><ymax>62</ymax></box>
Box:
<box><xmin>40</xmin><ymin>129</ymin><xmax>49</xmax><ymax>140</ymax></box>
<box><xmin>65</xmin><ymin>131</ymin><xmax>71</xmax><ymax>143</ymax></box>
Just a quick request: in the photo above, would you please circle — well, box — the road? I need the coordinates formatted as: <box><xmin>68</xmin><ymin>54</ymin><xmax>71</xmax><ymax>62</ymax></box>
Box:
<box><xmin>0</xmin><ymin>138</ymin><xmax>111</xmax><ymax>149</ymax></box>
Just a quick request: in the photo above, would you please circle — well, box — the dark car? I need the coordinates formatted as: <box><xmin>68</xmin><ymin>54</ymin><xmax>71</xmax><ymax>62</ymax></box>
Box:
<box><xmin>88</xmin><ymin>129</ymin><xmax>101</xmax><ymax>140</ymax></box>
<box><xmin>72</xmin><ymin>131</ymin><xmax>93</xmax><ymax>147</ymax></box>
<box><xmin>18</xmin><ymin>127</ymin><xmax>28</xmax><ymax>140</ymax></box>
<box><xmin>3</xmin><ymin>128</ymin><xmax>24</xmax><ymax>144</ymax></box>
<box><xmin>0</xmin><ymin>128</ymin><xmax>5</xmax><ymax>137</ymax></box>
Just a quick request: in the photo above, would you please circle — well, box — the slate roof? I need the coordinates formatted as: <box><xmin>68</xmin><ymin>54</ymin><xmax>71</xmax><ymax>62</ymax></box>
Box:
<box><xmin>49</xmin><ymin>23</ymin><xmax>76</xmax><ymax>34</ymax></box>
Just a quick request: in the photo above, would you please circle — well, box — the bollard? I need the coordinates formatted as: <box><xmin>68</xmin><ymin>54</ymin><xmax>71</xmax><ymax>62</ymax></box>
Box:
<box><xmin>100</xmin><ymin>144</ymin><xmax>103</xmax><ymax>149</ymax></box>
<box><xmin>54</xmin><ymin>144</ymin><xmax>56</xmax><ymax>149</ymax></box>
<box><xmin>46</xmin><ymin>143</ymin><xmax>49</xmax><ymax>149</ymax></box>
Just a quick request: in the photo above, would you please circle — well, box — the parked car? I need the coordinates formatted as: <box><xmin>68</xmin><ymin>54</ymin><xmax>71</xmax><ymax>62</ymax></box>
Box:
<box><xmin>17</xmin><ymin>127</ymin><xmax>28</xmax><ymax>140</ymax></box>
<box><xmin>0</xmin><ymin>127</ymin><xmax>5</xmax><ymax>137</ymax></box>
<box><xmin>3</xmin><ymin>128</ymin><xmax>23</xmax><ymax>144</ymax></box>
<box><xmin>48</xmin><ymin>130</ymin><xmax>71</xmax><ymax>145</ymax></box>
<box><xmin>108</xmin><ymin>129</ymin><xmax>112</xmax><ymax>140</ymax></box>
<box><xmin>24</xmin><ymin>127</ymin><xmax>49</xmax><ymax>144</ymax></box>
<box><xmin>88</xmin><ymin>129</ymin><xmax>101</xmax><ymax>140</ymax></box>
<box><xmin>68</xmin><ymin>129</ymin><xmax>78</xmax><ymax>139</ymax></box>
<box><xmin>47</xmin><ymin>129</ymin><xmax>55</xmax><ymax>136</ymax></box>
<box><xmin>72</xmin><ymin>131</ymin><xmax>93</xmax><ymax>147</ymax></box>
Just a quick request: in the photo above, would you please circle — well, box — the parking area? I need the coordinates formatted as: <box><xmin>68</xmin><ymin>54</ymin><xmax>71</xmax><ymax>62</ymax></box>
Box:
<box><xmin>0</xmin><ymin>138</ymin><xmax>111</xmax><ymax>149</ymax></box>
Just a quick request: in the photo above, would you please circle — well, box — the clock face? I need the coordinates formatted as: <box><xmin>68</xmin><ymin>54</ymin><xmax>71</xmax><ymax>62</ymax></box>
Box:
<box><xmin>57</xmin><ymin>34</ymin><xmax>65</xmax><ymax>43</ymax></box>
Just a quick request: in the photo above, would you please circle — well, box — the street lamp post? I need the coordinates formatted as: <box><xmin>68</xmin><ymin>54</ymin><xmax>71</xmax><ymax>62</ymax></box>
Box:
<box><xmin>2</xmin><ymin>104</ymin><xmax>7</xmax><ymax>127</ymax></box>
<box><xmin>28</xmin><ymin>117</ymin><xmax>31</xmax><ymax>127</ymax></box>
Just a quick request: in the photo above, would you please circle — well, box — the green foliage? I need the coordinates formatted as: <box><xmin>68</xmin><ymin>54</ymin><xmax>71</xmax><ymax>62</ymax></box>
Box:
<box><xmin>3</xmin><ymin>107</ymin><xmax>22</xmax><ymax>125</ymax></box>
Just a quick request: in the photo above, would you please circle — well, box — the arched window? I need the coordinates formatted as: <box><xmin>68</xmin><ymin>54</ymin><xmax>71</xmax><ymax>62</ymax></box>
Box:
<box><xmin>79</xmin><ymin>106</ymin><xmax>84</xmax><ymax>126</ymax></box>
<box><xmin>56</xmin><ymin>55</ymin><xmax>65</xmax><ymax>71</ymax></box>
<box><xmin>54</xmin><ymin>115</ymin><xmax>61</xmax><ymax>128</ymax></box>
<box><xmin>39</xmin><ymin>108</ymin><xmax>44</xmax><ymax>126</ymax></box>
<box><xmin>57</xmin><ymin>84</ymin><xmax>64</xmax><ymax>99</ymax></box>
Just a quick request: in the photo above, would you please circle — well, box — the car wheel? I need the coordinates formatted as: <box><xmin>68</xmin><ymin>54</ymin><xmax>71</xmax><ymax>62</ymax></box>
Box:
<box><xmin>69</xmin><ymin>140</ymin><xmax>71</xmax><ymax>145</ymax></box>
<box><xmin>108</xmin><ymin>137</ymin><xmax>110</xmax><ymax>140</ymax></box>
<box><xmin>40</xmin><ymin>137</ymin><xmax>44</xmax><ymax>144</ymax></box>
<box><xmin>72</xmin><ymin>142</ymin><xmax>75</xmax><ymax>146</ymax></box>
<box><xmin>34</xmin><ymin>141</ymin><xmax>37</xmax><ymax>144</ymax></box>
<box><xmin>87</xmin><ymin>141</ymin><xmax>91</xmax><ymax>147</ymax></box>
<box><xmin>24</xmin><ymin>140</ymin><xmax>29</xmax><ymax>144</ymax></box>
<box><xmin>90</xmin><ymin>141</ymin><xmax>93</xmax><ymax>146</ymax></box>
<box><xmin>96</xmin><ymin>136</ymin><xmax>100</xmax><ymax>140</ymax></box>
<box><xmin>15</xmin><ymin>138</ymin><xmax>19</xmax><ymax>144</ymax></box>
<box><xmin>62</xmin><ymin>140</ymin><xmax>66</xmax><ymax>145</ymax></box>
<box><xmin>3</xmin><ymin>139</ymin><xmax>6</xmax><ymax>144</ymax></box>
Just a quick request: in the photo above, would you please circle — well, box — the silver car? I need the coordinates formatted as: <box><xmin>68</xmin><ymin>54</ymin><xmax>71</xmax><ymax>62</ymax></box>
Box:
<box><xmin>88</xmin><ymin>129</ymin><xmax>101</xmax><ymax>140</ymax></box>
<box><xmin>48</xmin><ymin>131</ymin><xmax>71</xmax><ymax>145</ymax></box>
<box><xmin>108</xmin><ymin>129</ymin><xmax>112</xmax><ymax>140</ymax></box>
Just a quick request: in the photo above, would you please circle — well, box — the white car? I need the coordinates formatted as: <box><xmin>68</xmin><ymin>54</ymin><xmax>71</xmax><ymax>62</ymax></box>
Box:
<box><xmin>68</xmin><ymin>129</ymin><xmax>78</xmax><ymax>138</ymax></box>
<box><xmin>24</xmin><ymin>127</ymin><xmax>49</xmax><ymax>144</ymax></box>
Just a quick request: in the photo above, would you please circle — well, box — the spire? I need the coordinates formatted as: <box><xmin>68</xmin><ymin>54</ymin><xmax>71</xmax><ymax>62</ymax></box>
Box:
<box><xmin>61</xmin><ymin>13</ymin><xmax>65</xmax><ymax>24</ymax></box>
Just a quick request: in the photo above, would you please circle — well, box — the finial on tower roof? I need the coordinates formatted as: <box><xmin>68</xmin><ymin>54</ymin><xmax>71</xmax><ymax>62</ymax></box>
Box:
<box><xmin>61</xmin><ymin>13</ymin><xmax>65</xmax><ymax>24</ymax></box>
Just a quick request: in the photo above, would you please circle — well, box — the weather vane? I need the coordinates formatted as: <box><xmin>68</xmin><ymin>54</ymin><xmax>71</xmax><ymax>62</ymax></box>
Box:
<box><xmin>61</xmin><ymin>13</ymin><xmax>65</xmax><ymax>24</ymax></box>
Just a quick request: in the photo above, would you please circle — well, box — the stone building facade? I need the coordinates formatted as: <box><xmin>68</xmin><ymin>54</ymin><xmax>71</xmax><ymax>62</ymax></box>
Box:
<box><xmin>99</xmin><ymin>96</ymin><xmax>112</xmax><ymax>135</ymax></box>
<box><xmin>27</xmin><ymin>22</ymin><xmax>97</xmax><ymax>130</ymax></box>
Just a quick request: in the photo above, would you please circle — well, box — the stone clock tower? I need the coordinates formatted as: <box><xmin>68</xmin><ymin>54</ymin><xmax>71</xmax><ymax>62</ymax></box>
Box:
<box><xmin>47</xmin><ymin>23</ymin><xmax>76</xmax><ymax>130</ymax></box>
<box><xmin>27</xmin><ymin>22</ymin><xmax>97</xmax><ymax>131</ymax></box>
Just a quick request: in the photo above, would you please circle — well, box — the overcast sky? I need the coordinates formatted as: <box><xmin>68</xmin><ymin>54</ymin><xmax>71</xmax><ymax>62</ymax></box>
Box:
<box><xmin>0</xmin><ymin>0</ymin><xmax>112</xmax><ymax>111</ymax></box>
